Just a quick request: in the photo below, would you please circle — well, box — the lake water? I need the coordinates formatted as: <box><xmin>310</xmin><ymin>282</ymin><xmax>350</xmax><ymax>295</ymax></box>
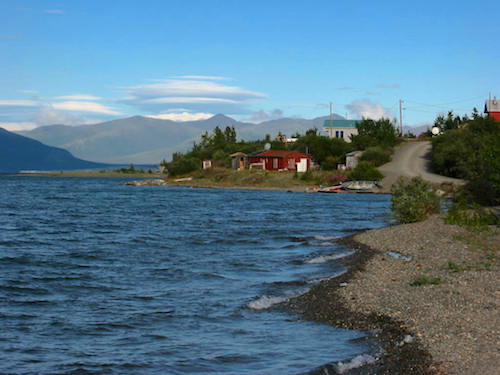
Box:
<box><xmin>0</xmin><ymin>176</ymin><xmax>391</xmax><ymax>374</ymax></box>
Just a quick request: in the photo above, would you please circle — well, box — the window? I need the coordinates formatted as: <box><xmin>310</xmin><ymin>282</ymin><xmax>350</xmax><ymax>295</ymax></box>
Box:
<box><xmin>335</xmin><ymin>130</ymin><xmax>344</xmax><ymax>139</ymax></box>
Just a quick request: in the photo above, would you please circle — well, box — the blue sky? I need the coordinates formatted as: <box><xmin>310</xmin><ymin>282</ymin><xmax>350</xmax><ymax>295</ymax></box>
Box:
<box><xmin>1</xmin><ymin>0</ymin><xmax>498</xmax><ymax>131</ymax></box>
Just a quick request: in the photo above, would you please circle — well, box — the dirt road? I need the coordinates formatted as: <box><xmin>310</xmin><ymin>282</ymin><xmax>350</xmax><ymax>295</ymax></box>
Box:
<box><xmin>378</xmin><ymin>141</ymin><xmax>464</xmax><ymax>192</ymax></box>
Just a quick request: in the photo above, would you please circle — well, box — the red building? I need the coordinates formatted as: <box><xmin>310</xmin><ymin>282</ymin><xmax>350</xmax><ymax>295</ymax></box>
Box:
<box><xmin>485</xmin><ymin>97</ymin><xmax>500</xmax><ymax>121</ymax></box>
<box><xmin>247</xmin><ymin>150</ymin><xmax>311</xmax><ymax>171</ymax></box>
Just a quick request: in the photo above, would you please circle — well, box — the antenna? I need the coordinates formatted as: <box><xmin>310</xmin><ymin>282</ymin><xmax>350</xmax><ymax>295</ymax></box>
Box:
<box><xmin>264</xmin><ymin>142</ymin><xmax>271</xmax><ymax>151</ymax></box>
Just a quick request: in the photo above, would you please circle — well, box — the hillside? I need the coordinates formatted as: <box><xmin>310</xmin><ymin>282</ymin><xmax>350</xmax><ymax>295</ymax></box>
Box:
<box><xmin>0</xmin><ymin>127</ymin><xmax>109</xmax><ymax>173</ymax></box>
<box><xmin>19</xmin><ymin>114</ymin><xmax>345</xmax><ymax>164</ymax></box>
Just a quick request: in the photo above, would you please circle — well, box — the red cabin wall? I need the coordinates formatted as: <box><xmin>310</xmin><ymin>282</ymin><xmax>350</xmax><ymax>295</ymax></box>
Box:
<box><xmin>488</xmin><ymin>112</ymin><xmax>500</xmax><ymax>121</ymax></box>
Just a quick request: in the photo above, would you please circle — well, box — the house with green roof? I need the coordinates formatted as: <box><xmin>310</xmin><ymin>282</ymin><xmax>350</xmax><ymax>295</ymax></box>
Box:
<box><xmin>323</xmin><ymin>119</ymin><xmax>359</xmax><ymax>142</ymax></box>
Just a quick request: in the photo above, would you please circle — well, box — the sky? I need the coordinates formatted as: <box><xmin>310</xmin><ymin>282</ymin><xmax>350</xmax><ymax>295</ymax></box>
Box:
<box><xmin>1</xmin><ymin>0</ymin><xmax>498</xmax><ymax>131</ymax></box>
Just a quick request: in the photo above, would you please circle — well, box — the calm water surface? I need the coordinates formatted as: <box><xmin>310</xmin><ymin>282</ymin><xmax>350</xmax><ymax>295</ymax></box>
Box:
<box><xmin>0</xmin><ymin>176</ymin><xmax>391</xmax><ymax>374</ymax></box>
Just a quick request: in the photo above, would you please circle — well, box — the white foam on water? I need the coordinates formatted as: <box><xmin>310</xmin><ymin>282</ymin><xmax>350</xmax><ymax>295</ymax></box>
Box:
<box><xmin>247</xmin><ymin>295</ymin><xmax>290</xmax><ymax>310</ymax></box>
<box><xmin>307</xmin><ymin>270</ymin><xmax>347</xmax><ymax>284</ymax></box>
<box><xmin>313</xmin><ymin>235</ymin><xmax>340</xmax><ymax>241</ymax></box>
<box><xmin>304</xmin><ymin>251</ymin><xmax>354</xmax><ymax>264</ymax></box>
<box><xmin>310</xmin><ymin>241</ymin><xmax>335</xmax><ymax>247</ymax></box>
<box><xmin>247</xmin><ymin>289</ymin><xmax>308</xmax><ymax>310</ymax></box>
<box><xmin>333</xmin><ymin>354</ymin><xmax>378</xmax><ymax>374</ymax></box>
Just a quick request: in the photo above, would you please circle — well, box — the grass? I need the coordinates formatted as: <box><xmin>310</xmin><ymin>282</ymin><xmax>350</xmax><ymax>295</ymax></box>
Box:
<box><xmin>172</xmin><ymin>168</ymin><xmax>347</xmax><ymax>190</ymax></box>
<box><xmin>410</xmin><ymin>276</ymin><xmax>442</xmax><ymax>287</ymax></box>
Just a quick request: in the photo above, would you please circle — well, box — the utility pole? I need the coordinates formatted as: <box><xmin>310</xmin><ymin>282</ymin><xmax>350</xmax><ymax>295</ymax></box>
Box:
<box><xmin>399</xmin><ymin>99</ymin><xmax>404</xmax><ymax>136</ymax></box>
<box><xmin>329</xmin><ymin>102</ymin><xmax>334</xmax><ymax>138</ymax></box>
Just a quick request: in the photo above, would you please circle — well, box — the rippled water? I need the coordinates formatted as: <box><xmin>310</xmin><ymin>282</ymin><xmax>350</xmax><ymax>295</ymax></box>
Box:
<box><xmin>0</xmin><ymin>176</ymin><xmax>391</xmax><ymax>374</ymax></box>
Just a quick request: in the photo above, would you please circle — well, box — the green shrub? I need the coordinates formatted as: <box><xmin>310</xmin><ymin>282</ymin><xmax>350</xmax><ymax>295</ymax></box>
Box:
<box><xmin>445</xmin><ymin>200</ymin><xmax>499</xmax><ymax>229</ymax></box>
<box><xmin>348</xmin><ymin>161</ymin><xmax>383</xmax><ymax>181</ymax></box>
<box><xmin>390</xmin><ymin>177</ymin><xmax>441</xmax><ymax>223</ymax></box>
<box><xmin>359</xmin><ymin>146</ymin><xmax>391</xmax><ymax>167</ymax></box>
<box><xmin>166</xmin><ymin>156</ymin><xmax>201</xmax><ymax>176</ymax></box>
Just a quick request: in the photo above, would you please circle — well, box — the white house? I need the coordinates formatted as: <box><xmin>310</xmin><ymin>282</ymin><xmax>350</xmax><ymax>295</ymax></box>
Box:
<box><xmin>323</xmin><ymin>119</ymin><xmax>359</xmax><ymax>142</ymax></box>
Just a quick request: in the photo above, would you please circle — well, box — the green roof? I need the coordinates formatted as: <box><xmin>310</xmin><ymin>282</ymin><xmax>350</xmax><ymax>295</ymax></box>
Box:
<box><xmin>323</xmin><ymin>119</ymin><xmax>359</xmax><ymax>128</ymax></box>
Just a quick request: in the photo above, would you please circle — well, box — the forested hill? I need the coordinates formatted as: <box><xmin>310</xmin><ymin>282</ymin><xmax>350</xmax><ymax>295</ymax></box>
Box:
<box><xmin>0</xmin><ymin>127</ymin><xmax>109</xmax><ymax>173</ymax></box>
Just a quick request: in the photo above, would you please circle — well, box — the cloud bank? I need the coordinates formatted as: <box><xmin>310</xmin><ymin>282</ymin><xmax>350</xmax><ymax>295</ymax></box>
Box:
<box><xmin>346</xmin><ymin>100</ymin><xmax>393</xmax><ymax>120</ymax></box>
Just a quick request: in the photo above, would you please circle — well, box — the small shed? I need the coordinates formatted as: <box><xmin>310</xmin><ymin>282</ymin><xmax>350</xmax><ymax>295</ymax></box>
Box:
<box><xmin>247</xmin><ymin>150</ymin><xmax>311</xmax><ymax>171</ymax></box>
<box><xmin>485</xmin><ymin>97</ymin><xmax>500</xmax><ymax>121</ymax></box>
<box><xmin>345</xmin><ymin>151</ymin><xmax>363</xmax><ymax>169</ymax></box>
<box><xmin>230</xmin><ymin>152</ymin><xmax>247</xmax><ymax>170</ymax></box>
<box><xmin>202</xmin><ymin>160</ymin><xmax>212</xmax><ymax>170</ymax></box>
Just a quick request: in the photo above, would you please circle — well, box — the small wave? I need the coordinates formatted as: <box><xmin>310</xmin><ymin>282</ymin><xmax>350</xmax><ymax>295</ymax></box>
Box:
<box><xmin>304</xmin><ymin>251</ymin><xmax>354</xmax><ymax>264</ymax></box>
<box><xmin>247</xmin><ymin>289</ymin><xmax>307</xmax><ymax>310</ymax></box>
<box><xmin>313</xmin><ymin>235</ymin><xmax>340</xmax><ymax>241</ymax></box>
<box><xmin>309</xmin><ymin>241</ymin><xmax>335</xmax><ymax>247</ymax></box>
<box><xmin>247</xmin><ymin>295</ymin><xmax>290</xmax><ymax>310</ymax></box>
<box><xmin>333</xmin><ymin>354</ymin><xmax>378</xmax><ymax>374</ymax></box>
<box><xmin>307</xmin><ymin>270</ymin><xmax>347</xmax><ymax>284</ymax></box>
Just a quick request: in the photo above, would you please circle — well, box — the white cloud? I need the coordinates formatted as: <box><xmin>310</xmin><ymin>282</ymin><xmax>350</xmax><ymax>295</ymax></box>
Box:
<box><xmin>0</xmin><ymin>122</ymin><xmax>37</xmax><ymax>131</ymax></box>
<box><xmin>54</xmin><ymin>94</ymin><xmax>102</xmax><ymax>101</ymax></box>
<box><xmin>18</xmin><ymin>89</ymin><xmax>38</xmax><ymax>94</ymax></box>
<box><xmin>119</xmin><ymin>77</ymin><xmax>266</xmax><ymax>115</ymax></box>
<box><xmin>146</xmin><ymin>112</ymin><xmax>214</xmax><ymax>122</ymax></box>
<box><xmin>346</xmin><ymin>100</ymin><xmax>393</xmax><ymax>120</ymax></box>
<box><xmin>143</xmin><ymin>97</ymin><xmax>239</xmax><ymax>104</ymax></box>
<box><xmin>0</xmin><ymin>100</ymin><xmax>38</xmax><ymax>107</ymax></box>
<box><xmin>246</xmin><ymin>109</ymin><xmax>284</xmax><ymax>123</ymax></box>
<box><xmin>123</xmin><ymin>79</ymin><xmax>266</xmax><ymax>101</ymax></box>
<box><xmin>51</xmin><ymin>101</ymin><xmax>121</xmax><ymax>115</ymax></box>
<box><xmin>43</xmin><ymin>9</ymin><xmax>64</xmax><ymax>14</ymax></box>
<box><xmin>34</xmin><ymin>106</ymin><xmax>102</xmax><ymax>126</ymax></box>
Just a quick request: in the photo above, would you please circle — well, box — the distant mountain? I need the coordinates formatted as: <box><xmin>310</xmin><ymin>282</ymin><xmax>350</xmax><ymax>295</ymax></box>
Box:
<box><xmin>19</xmin><ymin>113</ymin><xmax>347</xmax><ymax>164</ymax></box>
<box><xmin>0</xmin><ymin>127</ymin><xmax>109</xmax><ymax>173</ymax></box>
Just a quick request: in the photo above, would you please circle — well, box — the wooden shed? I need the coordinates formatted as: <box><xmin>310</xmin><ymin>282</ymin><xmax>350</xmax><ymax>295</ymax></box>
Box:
<box><xmin>247</xmin><ymin>150</ymin><xmax>311</xmax><ymax>171</ymax></box>
<box><xmin>230</xmin><ymin>152</ymin><xmax>247</xmax><ymax>170</ymax></box>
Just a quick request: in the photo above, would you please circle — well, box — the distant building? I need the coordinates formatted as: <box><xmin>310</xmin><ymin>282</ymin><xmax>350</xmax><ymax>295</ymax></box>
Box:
<box><xmin>202</xmin><ymin>160</ymin><xmax>212</xmax><ymax>170</ymax></box>
<box><xmin>323</xmin><ymin>119</ymin><xmax>359</xmax><ymax>142</ymax></box>
<box><xmin>247</xmin><ymin>150</ymin><xmax>311</xmax><ymax>171</ymax></box>
<box><xmin>484</xmin><ymin>97</ymin><xmax>500</xmax><ymax>121</ymax></box>
<box><xmin>345</xmin><ymin>151</ymin><xmax>363</xmax><ymax>169</ymax></box>
<box><xmin>230</xmin><ymin>152</ymin><xmax>247</xmax><ymax>170</ymax></box>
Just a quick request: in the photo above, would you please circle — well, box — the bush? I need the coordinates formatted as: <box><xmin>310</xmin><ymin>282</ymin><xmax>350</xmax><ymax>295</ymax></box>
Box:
<box><xmin>348</xmin><ymin>161</ymin><xmax>383</xmax><ymax>181</ymax></box>
<box><xmin>359</xmin><ymin>146</ymin><xmax>391</xmax><ymax>167</ymax></box>
<box><xmin>390</xmin><ymin>176</ymin><xmax>441</xmax><ymax>223</ymax></box>
<box><xmin>166</xmin><ymin>156</ymin><xmax>201</xmax><ymax>176</ymax></box>
<box><xmin>445</xmin><ymin>200</ymin><xmax>499</xmax><ymax>228</ymax></box>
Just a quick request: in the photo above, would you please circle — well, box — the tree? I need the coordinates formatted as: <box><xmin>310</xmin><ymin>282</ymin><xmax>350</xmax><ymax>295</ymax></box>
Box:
<box><xmin>431</xmin><ymin>112</ymin><xmax>500</xmax><ymax>205</ymax></box>
<box><xmin>351</xmin><ymin>118</ymin><xmax>399</xmax><ymax>149</ymax></box>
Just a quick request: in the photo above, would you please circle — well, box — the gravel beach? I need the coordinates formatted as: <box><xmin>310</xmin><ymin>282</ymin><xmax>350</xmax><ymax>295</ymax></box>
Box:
<box><xmin>295</xmin><ymin>215</ymin><xmax>499</xmax><ymax>374</ymax></box>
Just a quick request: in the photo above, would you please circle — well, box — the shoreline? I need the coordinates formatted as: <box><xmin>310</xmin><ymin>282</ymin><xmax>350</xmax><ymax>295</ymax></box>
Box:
<box><xmin>292</xmin><ymin>216</ymin><xmax>498</xmax><ymax>374</ymax></box>
<box><xmin>289</xmin><ymin>234</ymin><xmax>435</xmax><ymax>375</ymax></box>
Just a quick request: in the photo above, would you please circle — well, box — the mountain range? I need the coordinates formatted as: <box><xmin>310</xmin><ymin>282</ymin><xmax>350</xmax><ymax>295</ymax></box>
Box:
<box><xmin>15</xmin><ymin>114</ymin><xmax>430</xmax><ymax>165</ymax></box>
<box><xmin>17</xmin><ymin>114</ymin><xmax>346</xmax><ymax>164</ymax></box>
<box><xmin>0</xmin><ymin>127</ymin><xmax>110</xmax><ymax>173</ymax></box>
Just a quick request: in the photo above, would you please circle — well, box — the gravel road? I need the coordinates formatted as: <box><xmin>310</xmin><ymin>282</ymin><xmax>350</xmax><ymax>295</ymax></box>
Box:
<box><xmin>378</xmin><ymin>141</ymin><xmax>464</xmax><ymax>192</ymax></box>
